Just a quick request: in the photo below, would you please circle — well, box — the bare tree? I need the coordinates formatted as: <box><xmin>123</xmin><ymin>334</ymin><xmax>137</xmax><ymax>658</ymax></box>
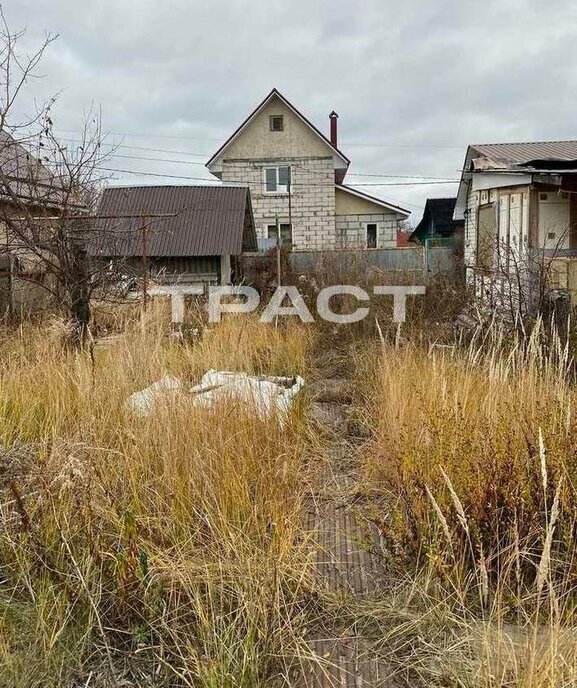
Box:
<box><xmin>0</xmin><ymin>11</ymin><xmax>127</xmax><ymax>344</ymax></box>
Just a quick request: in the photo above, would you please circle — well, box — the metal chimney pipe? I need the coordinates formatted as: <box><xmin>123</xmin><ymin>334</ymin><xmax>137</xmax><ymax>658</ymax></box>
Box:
<box><xmin>329</xmin><ymin>111</ymin><xmax>338</xmax><ymax>148</ymax></box>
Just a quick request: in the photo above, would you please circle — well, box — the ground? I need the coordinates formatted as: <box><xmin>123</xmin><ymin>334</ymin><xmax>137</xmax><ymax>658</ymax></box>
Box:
<box><xmin>0</xmin><ymin>309</ymin><xmax>575</xmax><ymax>687</ymax></box>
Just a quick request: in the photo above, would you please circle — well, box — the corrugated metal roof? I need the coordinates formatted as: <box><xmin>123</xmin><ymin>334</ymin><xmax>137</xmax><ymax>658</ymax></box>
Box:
<box><xmin>90</xmin><ymin>185</ymin><xmax>256</xmax><ymax>258</ymax></box>
<box><xmin>471</xmin><ymin>140</ymin><xmax>577</xmax><ymax>165</ymax></box>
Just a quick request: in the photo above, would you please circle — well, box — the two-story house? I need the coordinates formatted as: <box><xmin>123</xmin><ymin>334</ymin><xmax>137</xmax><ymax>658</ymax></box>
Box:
<box><xmin>206</xmin><ymin>89</ymin><xmax>409</xmax><ymax>251</ymax></box>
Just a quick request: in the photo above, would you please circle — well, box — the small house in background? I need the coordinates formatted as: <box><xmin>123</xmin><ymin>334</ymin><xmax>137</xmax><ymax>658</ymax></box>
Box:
<box><xmin>0</xmin><ymin>130</ymin><xmax>79</xmax><ymax>314</ymax></box>
<box><xmin>90</xmin><ymin>185</ymin><xmax>257</xmax><ymax>285</ymax></box>
<box><xmin>409</xmin><ymin>197</ymin><xmax>464</xmax><ymax>247</ymax></box>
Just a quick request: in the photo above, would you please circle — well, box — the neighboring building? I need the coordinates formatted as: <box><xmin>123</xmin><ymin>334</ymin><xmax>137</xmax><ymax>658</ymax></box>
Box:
<box><xmin>90</xmin><ymin>185</ymin><xmax>257</xmax><ymax>284</ymax></box>
<box><xmin>0</xmin><ymin>130</ymin><xmax>71</xmax><ymax>313</ymax></box>
<box><xmin>409</xmin><ymin>197</ymin><xmax>464</xmax><ymax>246</ymax></box>
<box><xmin>396</xmin><ymin>228</ymin><xmax>413</xmax><ymax>248</ymax></box>
<box><xmin>206</xmin><ymin>88</ymin><xmax>409</xmax><ymax>251</ymax></box>
<box><xmin>454</xmin><ymin>140</ymin><xmax>577</xmax><ymax>302</ymax></box>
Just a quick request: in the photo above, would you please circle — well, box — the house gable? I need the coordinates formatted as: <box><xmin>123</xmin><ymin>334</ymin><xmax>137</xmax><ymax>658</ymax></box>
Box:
<box><xmin>207</xmin><ymin>89</ymin><xmax>349</xmax><ymax>176</ymax></box>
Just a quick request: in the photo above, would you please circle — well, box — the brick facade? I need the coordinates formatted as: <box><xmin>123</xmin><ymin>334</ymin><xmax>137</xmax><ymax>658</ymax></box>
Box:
<box><xmin>221</xmin><ymin>157</ymin><xmax>337</xmax><ymax>250</ymax></box>
<box><xmin>208</xmin><ymin>90</ymin><xmax>409</xmax><ymax>251</ymax></box>
<box><xmin>335</xmin><ymin>213</ymin><xmax>398</xmax><ymax>249</ymax></box>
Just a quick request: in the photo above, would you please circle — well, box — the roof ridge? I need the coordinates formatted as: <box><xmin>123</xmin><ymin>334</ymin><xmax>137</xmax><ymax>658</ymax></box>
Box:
<box><xmin>472</xmin><ymin>138</ymin><xmax>577</xmax><ymax>147</ymax></box>
<box><xmin>103</xmin><ymin>183</ymin><xmax>245</xmax><ymax>191</ymax></box>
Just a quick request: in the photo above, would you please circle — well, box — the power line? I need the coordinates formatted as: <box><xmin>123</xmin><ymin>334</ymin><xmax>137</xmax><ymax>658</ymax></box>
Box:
<box><xmin>58</xmin><ymin>136</ymin><xmax>459</xmax><ymax>180</ymax></box>
<box><xmin>56</xmin><ymin>128</ymin><xmax>222</xmax><ymax>142</ymax></box>
<box><xmin>345</xmin><ymin>142</ymin><xmax>464</xmax><ymax>149</ymax></box>
<box><xmin>105</xmin><ymin>154</ymin><xmax>457</xmax><ymax>180</ymax></box>
<box><xmin>109</xmin><ymin>153</ymin><xmax>207</xmax><ymax>166</ymax></box>
<box><xmin>98</xmin><ymin>166</ymin><xmax>458</xmax><ymax>186</ymax></box>
<box><xmin>348</xmin><ymin>172</ymin><xmax>456</xmax><ymax>180</ymax></box>
<box><xmin>60</xmin><ymin>137</ymin><xmax>210</xmax><ymax>158</ymax></box>
<box><xmin>56</xmin><ymin>128</ymin><xmax>466</xmax><ymax>149</ymax></box>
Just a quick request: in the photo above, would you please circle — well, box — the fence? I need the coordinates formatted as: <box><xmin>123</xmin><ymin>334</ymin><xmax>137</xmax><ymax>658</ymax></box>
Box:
<box><xmin>287</xmin><ymin>246</ymin><xmax>457</xmax><ymax>277</ymax></box>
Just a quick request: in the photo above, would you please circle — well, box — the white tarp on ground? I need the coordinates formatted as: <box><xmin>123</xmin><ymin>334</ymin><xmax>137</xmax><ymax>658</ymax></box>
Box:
<box><xmin>126</xmin><ymin>376</ymin><xmax>183</xmax><ymax>415</ymax></box>
<box><xmin>126</xmin><ymin>370</ymin><xmax>305</xmax><ymax>421</ymax></box>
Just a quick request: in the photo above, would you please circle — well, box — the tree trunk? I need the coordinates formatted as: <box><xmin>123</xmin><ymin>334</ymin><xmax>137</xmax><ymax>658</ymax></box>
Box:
<box><xmin>66</xmin><ymin>242</ymin><xmax>91</xmax><ymax>348</ymax></box>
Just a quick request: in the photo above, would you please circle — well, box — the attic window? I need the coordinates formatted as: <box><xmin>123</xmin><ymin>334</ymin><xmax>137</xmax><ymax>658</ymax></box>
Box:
<box><xmin>270</xmin><ymin>115</ymin><xmax>284</xmax><ymax>132</ymax></box>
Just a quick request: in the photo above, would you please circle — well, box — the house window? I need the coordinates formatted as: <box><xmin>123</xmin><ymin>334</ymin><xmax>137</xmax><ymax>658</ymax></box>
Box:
<box><xmin>267</xmin><ymin>223</ymin><xmax>292</xmax><ymax>248</ymax></box>
<box><xmin>264</xmin><ymin>166</ymin><xmax>290</xmax><ymax>193</ymax></box>
<box><xmin>365</xmin><ymin>222</ymin><xmax>378</xmax><ymax>249</ymax></box>
<box><xmin>269</xmin><ymin>115</ymin><xmax>284</xmax><ymax>132</ymax></box>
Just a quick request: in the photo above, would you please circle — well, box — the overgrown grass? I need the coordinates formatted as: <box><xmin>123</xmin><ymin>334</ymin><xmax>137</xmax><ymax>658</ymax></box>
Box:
<box><xmin>0</xmin><ymin>306</ymin><xmax>315</xmax><ymax>686</ymax></box>
<box><xmin>353</xmin><ymin>321</ymin><xmax>577</xmax><ymax>686</ymax></box>
<box><xmin>4</xmin><ymin>300</ymin><xmax>577</xmax><ymax>686</ymax></box>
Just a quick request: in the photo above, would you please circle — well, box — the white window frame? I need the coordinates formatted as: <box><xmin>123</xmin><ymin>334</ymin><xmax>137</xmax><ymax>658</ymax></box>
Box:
<box><xmin>364</xmin><ymin>222</ymin><xmax>380</xmax><ymax>249</ymax></box>
<box><xmin>263</xmin><ymin>166</ymin><xmax>290</xmax><ymax>194</ymax></box>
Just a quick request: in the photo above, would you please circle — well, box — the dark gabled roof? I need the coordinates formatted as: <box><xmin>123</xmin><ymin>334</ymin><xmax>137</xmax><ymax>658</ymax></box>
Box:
<box><xmin>410</xmin><ymin>197</ymin><xmax>463</xmax><ymax>243</ymax></box>
<box><xmin>89</xmin><ymin>185</ymin><xmax>256</xmax><ymax>258</ymax></box>
<box><xmin>206</xmin><ymin>88</ymin><xmax>350</xmax><ymax>170</ymax></box>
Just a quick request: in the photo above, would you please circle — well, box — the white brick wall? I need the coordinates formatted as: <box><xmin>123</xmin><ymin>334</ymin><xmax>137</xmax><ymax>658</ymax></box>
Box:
<box><xmin>463</xmin><ymin>185</ymin><xmax>478</xmax><ymax>270</ymax></box>
<box><xmin>221</xmin><ymin>157</ymin><xmax>336</xmax><ymax>250</ymax></box>
<box><xmin>335</xmin><ymin>213</ymin><xmax>398</xmax><ymax>249</ymax></box>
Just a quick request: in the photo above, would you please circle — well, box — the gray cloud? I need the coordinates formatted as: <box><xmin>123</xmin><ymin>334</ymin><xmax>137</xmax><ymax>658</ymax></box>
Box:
<box><xmin>8</xmin><ymin>0</ymin><xmax>577</xmax><ymax>219</ymax></box>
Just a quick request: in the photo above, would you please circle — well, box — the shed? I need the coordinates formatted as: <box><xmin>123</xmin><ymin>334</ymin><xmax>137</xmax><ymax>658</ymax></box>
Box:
<box><xmin>89</xmin><ymin>185</ymin><xmax>257</xmax><ymax>284</ymax></box>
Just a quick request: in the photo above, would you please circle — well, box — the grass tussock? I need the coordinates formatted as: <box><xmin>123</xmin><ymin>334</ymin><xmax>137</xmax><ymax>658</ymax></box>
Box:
<box><xmin>0</xmin><ymin>307</ymin><xmax>315</xmax><ymax>687</ymax></box>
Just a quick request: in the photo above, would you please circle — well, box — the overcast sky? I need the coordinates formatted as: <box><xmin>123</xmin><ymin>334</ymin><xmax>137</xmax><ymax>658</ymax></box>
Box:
<box><xmin>8</xmin><ymin>0</ymin><xmax>577</xmax><ymax>223</ymax></box>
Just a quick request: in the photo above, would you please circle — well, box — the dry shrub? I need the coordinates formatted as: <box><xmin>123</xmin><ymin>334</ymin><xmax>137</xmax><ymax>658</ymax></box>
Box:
<box><xmin>283</xmin><ymin>251</ymin><xmax>470</xmax><ymax>347</ymax></box>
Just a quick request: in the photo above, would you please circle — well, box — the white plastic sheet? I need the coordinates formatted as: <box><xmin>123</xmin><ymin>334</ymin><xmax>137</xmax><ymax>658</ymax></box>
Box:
<box><xmin>126</xmin><ymin>370</ymin><xmax>305</xmax><ymax>422</ymax></box>
<box><xmin>126</xmin><ymin>376</ymin><xmax>183</xmax><ymax>415</ymax></box>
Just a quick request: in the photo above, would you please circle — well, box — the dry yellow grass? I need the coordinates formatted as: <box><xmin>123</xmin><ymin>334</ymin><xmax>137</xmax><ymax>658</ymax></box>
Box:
<box><xmin>0</xmin><ymin>306</ymin><xmax>315</xmax><ymax>686</ymax></box>
<box><xmin>350</xmin><ymin>323</ymin><xmax>577</xmax><ymax>686</ymax></box>
<box><xmin>3</xmin><ymin>304</ymin><xmax>577</xmax><ymax>687</ymax></box>
<box><xmin>359</xmin><ymin>325</ymin><xmax>576</xmax><ymax>578</ymax></box>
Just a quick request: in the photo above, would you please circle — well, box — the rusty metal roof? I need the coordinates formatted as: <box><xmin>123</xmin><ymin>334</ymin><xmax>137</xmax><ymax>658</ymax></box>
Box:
<box><xmin>90</xmin><ymin>184</ymin><xmax>256</xmax><ymax>258</ymax></box>
<box><xmin>471</xmin><ymin>140</ymin><xmax>577</xmax><ymax>166</ymax></box>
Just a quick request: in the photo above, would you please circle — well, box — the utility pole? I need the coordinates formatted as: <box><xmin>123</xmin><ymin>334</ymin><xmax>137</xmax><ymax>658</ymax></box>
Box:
<box><xmin>10</xmin><ymin>211</ymin><xmax>177</xmax><ymax>323</ymax></box>
<box><xmin>288</xmin><ymin>165</ymin><xmax>293</xmax><ymax>248</ymax></box>
<box><xmin>141</xmin><ymin>219</ymin><xmax>149</xmax><ymax>310</ymax></box>
<box><xmin>276</xmin><ymin>214</ymin><xmax>282</xmax><ymax>286</ymax></box>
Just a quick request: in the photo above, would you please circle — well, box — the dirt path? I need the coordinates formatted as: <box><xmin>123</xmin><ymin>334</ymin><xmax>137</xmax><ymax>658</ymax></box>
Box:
<box><xmin>298</xmin><ymin>376</ymin><xmax>397</xmax><ymax>687</ymax></box>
